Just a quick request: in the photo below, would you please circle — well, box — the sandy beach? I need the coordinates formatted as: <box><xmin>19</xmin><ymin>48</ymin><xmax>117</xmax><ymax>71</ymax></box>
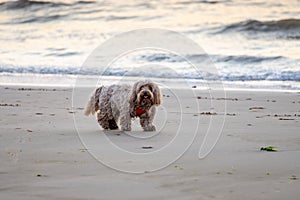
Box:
<box><xmin>1</xmin><ymin>85</ymin><xmax>299</xmax><ymax>199</ymax></box>
<box><xmin>1</xmin><ymin>0</ymin><xmax>299</xmax><ymax>199</ymax></box>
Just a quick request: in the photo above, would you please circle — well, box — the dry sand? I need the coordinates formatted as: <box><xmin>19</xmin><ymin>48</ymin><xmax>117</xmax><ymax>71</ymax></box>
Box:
<box><xmin>1</xmin><ymin>85</ymin><xmax>300</xmax><ymax>199</ymax></box>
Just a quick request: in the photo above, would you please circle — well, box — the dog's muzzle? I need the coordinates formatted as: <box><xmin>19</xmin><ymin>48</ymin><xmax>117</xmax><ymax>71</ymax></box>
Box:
<box><xmin>142</xmin><ymin>91</ymin><xmax>151</xmax><ymax>99</ymax></box>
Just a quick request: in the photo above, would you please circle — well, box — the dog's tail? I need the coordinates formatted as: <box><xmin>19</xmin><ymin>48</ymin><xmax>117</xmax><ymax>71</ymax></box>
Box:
<box><xmin>84</xmin><ymin>87</ymin><xmax>103</xmax><ymax>116</ymax></box>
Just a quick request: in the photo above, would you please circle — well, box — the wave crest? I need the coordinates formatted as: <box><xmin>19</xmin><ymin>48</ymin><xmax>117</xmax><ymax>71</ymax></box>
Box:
<box><xmin>219</xmin><ymin>19</ymin><xmax>300</xmax><ymax>33</ymax></box>
<box><xmin>1</xmin><ymin>64</ymin><xmax>299</xmax><ymax>82</ymax></box>
<box><xmin>0</xmin><ymin>0</ymin><xmax>94</xmax><ymax>10</ymax></box>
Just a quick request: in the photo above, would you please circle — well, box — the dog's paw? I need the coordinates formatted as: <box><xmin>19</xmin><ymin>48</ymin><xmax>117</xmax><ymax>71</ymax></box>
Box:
<box><xmin>108</xmin><ymin>119</ymin><xmax>119</xmax><ymax>130</ymax></box>
<box><xmin>121</xmin><ymin>126</ymin><xmax>131</xmax><ymax>132</ymax></box>
<box><xmin>143</xmin><ymin>125</ymin><xmax>156</xmax><ymax>131</ymax></box>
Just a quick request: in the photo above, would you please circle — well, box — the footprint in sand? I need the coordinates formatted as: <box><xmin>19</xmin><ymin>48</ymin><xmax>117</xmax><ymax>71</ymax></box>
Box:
<box><xmin>6</xmin><ymin>149</ymin><xmax>20</xmax><ymax>163</ymax></box>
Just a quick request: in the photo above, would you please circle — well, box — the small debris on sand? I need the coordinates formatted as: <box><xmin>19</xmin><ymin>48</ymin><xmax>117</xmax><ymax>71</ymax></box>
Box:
<box><xmin>216</xmin><ymin>98</ymin><xmax>238</xmax><ymax>101</ymax></box>
<box><xmin>200</xmin><ymin>112</ymin><xmax>217</xmax><ymax>115</ymax></box>
<box><xmin>249</xmin><ymin>106</ymin><xmax>265</xmax><ymax>110</ymax></box>
<box><xmin>260</xmin><ymin>146</ymin><xmax>278</xmax><ymax>152</ymax></box>
<box><xmin>79</xmin><ymin>148</ymin><xmax>88</xmax><ymax>152</ymax></box>
<box><xmin>289</xmin><ymin>175</ymin><xmax>298</xmax><ymax>180</ymax></box>
<box><xmin>174</xmin><ymin>165</ymin><xmax>183</xmax><ymax>170</ymax></box>
<box><xmin>278</xmin><ymin>118</ymin><xmax>295</xmax><ymax>120</ymax></box>
<box><xmin>142</xmin><ymin>146</ymin><xmax>153</xmax><ymax>149</ymax></box>
<box><xmin>197</xmin><ymin>96</ymin><xmax>208</xmax><ymax>99</ymax></box>
<box><xmin>226</xmin><ymin>113</ymin><xmax>236</xmax><ymax>116</ymax></box>
<box><xmin>0</xmin><ymin>103</ymin><xmax>20</xmax><ymax>107</ymax></box>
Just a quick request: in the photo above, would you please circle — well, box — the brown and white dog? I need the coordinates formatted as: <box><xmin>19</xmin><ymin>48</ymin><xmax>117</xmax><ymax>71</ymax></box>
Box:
<box><xmin>84</xmin><ymin>80</ymin><xmax>162</xmax><ymax>131</ymax></box>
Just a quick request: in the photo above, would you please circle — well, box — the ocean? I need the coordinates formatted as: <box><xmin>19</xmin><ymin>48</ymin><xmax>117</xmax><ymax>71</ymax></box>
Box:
<box><xmin>0</xmin><ymin>0</ymin><xmax>299</xmax><ymax>90</ymax></box>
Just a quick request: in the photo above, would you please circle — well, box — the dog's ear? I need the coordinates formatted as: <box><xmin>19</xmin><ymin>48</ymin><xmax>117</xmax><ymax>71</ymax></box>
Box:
<box><xmin>129</xmin><ymin>82</ymin><xmax>139</xmax><ymax>105</ymax></box>
<box><xmin>152</xmin><ymin>83</ymin><xmax>162</xmax><ymax>105</ymax></box>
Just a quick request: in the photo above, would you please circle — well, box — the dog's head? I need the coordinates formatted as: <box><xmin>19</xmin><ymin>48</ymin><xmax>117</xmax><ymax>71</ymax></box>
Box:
<box><xmin>130</xmin><ymin>80</ymin><xmax>161</xmax><ymax>109</ymax></box>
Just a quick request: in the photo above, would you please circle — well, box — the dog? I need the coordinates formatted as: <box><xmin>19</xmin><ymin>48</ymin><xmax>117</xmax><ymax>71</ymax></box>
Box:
<box><xmin>84</xmin><ymin>80</ymin><xmax>162</xmax><ymax>131</ymax></box>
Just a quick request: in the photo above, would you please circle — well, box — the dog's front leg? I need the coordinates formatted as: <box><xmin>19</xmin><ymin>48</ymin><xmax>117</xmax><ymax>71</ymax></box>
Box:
<box><xmin>140</xmin><ymin>107</ymin><xmax>156</xmax><ymax>131</ymax></box>
<box><xmin>119</xmin><ymin>112</ymin><xmax>131</xmax><ymax>131</ymax></box>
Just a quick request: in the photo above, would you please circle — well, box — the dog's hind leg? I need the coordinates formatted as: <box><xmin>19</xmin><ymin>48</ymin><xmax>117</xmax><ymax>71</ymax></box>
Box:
<box><xmin>108</xmin><ymin>118</ymin><xmax>119</xmax><ymax>130</ymax></box>
<box><xmin>97</xmin><ymin>112</ymin><xmax>109</xmax><ymax>130</ymax></box>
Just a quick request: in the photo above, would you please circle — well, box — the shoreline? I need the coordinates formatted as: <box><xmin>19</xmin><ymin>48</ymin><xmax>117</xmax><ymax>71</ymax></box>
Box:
<box><xmin>0</xmin><ymin>73</ymin><xmax>300</xmax><ymax>92</ymax></box>
<box><xmin>1</xmin><ymin>83</ymin><xmax>299</xmax><ymax>93</ymax></box>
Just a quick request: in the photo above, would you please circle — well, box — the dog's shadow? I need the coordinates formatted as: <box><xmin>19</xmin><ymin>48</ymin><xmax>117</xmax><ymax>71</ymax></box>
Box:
<box><xmin>102</xmin><ymin>127</ymin><xmax>159</xmax><ymax>139</ymax></box>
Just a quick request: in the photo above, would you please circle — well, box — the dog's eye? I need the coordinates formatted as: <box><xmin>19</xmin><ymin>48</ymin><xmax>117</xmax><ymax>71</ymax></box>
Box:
<box><xmin>149</xmin><ymin>86</ymin><xmax>153</xmax><ymax>92</ymax></box>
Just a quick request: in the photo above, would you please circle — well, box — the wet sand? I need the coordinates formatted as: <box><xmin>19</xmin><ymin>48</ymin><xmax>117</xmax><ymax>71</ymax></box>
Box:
<box><xmin>1</xmin><ymin>85</ymin><xmax>299</xmax><ymax>199</ymax></box>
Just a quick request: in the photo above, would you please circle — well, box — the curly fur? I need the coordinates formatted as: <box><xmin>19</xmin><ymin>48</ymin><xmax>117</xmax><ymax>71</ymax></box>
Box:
<box><xmin>84</xmin><ymin>80</ymin><xmax>162</xmax><ymax>131</ymax></box>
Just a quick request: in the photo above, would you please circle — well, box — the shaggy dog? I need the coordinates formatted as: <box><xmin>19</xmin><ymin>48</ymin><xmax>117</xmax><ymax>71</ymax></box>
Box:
<box><xmin>84</xmin><ymin>80</ymin><xmax>162</xmax><ymax>131</ymax></box>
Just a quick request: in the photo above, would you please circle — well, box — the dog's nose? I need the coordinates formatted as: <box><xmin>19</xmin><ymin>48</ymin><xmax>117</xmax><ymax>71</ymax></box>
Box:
<box><xmin>143</xmin><ymin>91</ymin><xmax>149</xmax><ymax>96</ymax></box>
